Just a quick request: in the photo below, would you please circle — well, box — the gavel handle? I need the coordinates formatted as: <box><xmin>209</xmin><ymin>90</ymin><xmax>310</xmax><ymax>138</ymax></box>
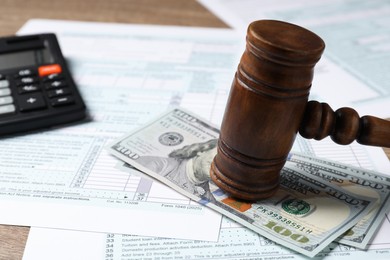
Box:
<box><xmin>299</xmin><ymin>100</ymin><xmax>390</xmax><ymax>148</ymax></box>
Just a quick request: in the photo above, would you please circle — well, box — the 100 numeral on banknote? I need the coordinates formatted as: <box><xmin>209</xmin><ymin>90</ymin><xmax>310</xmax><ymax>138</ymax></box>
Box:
<box><xmin>108</xmin><ymin>108</ymin><xmax>376</xmax><ymax>258</ymax></box>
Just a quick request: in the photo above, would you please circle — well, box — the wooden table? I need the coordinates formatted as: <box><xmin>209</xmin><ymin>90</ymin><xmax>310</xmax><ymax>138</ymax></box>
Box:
<box><xmin>0</xmin><ymin>1</ymin><xmax>389</xmax><ymax>259</ymax></box>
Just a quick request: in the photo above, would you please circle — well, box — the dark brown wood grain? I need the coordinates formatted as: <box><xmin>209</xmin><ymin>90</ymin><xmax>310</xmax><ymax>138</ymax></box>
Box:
<box><xmin>211</xmin><ymin>20</ymin><xmax>325</xmax><ymax>201</ymax></box>
<box><xmin>211</xmin><ymin>20</ymin><xmax>390</xmax><ymax>201</ymax></box>
<box><xmin>300</xmin><ymin>101</ymin><xmax>390</xmax><ymax>147</ymax></box>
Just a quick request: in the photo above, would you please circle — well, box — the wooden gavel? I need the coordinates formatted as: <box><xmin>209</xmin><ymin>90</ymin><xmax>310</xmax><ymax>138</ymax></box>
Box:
<box><xmin>210</xmin><ymin>20</ymin><xmax>390</xmax><ymax>201</ymax></box>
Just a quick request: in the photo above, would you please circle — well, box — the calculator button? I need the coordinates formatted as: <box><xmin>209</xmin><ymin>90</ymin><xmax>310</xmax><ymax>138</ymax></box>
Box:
<box><xmin>15</xmin><ymin>69</ymin><xmax>37</xmax><ymax>78</ymax></box>
<box><xmin>38</xmin><ymin>64</ymin><xmax>62</xmax><ymax>77</ymax></box>
<box><xmin>0</xmin><ymin>104</ymin><xmax>15</xmax><ymax>115</ymax></box>
<box><xmin>47</xmin><ymin>88</ymin><xmax>71</xmax><ymax>98</ymax></box>
<box><xmin>50</xmin><ymin>96</ymin><xmax>75</xmax><ymax>107</ymax></box>
<box><xmin>0</xmin><ymin>96</ymin><xmax>13</xmax><ymax>105</ymax></box>
<box><xmin>17</xmin><ymin>93</ymin><xmax>46</xmax><ymax>112</ymax></box>
<box><xmin>45</xmin><ymin>80</ymin><xmax>67</xmax><ymax>89</ymax></box>
<box><xmin>43</xmin><ymin>73</ymin><xmax>64</xmax><ymax>82</ymax></box>
<box><xmin>16</xmin><ymin>77</ymin><xmax>38</xmax><ymax>86</ymax></box>
<box><xmin>0</xmin><ymin>80</ymin><xmax>10</xmax><ymax>88</ymax></box>
<box><xmin>18</xmin><ymin>84</ymin><xmax>40</xmax><ymax>94</ymax></box>
<box><xmin>0</xmin><ymin>88</ymin><xmax>11</xmax><ymax>97</ymax></box>
<box><xmin>0</xmin><ymin>74</ymin><xmax>5</xmax><ymax>80</ymax></box>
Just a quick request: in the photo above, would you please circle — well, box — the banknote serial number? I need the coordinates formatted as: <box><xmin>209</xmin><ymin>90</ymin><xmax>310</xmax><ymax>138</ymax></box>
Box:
<box><xmin>256</xmin><ymin>205</ymin><xmax>313</xmax><ymax>235</ymax></box>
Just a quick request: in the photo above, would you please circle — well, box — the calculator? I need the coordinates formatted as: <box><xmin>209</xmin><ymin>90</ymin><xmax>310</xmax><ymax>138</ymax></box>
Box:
<box><xmin>0</xmin><ymin>33</ymin><xmax>86</xmax><ymax>136</ymax></box>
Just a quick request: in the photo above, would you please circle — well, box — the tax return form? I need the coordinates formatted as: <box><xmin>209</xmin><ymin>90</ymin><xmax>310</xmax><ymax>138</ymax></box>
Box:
<box><xmin>21</xmin><ymin>19</ymin><xmax>390</xmax><ymax>260</ymax></box>
<box><xmin>199</xmin><ymin>0</ymin><xmax>390</xmax><ymax>118</ymax></box>
<box><xmin>0</xmin><ymin>18</ymin><xmax>246</xmax><ymax>241</ymax></box>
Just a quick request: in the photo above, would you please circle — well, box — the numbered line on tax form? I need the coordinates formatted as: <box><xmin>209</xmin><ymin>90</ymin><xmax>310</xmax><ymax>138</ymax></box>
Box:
<box><xmin>70</xmin><ymin>145</ymin><xmax>148</xmax><ymax>201</ymax></box>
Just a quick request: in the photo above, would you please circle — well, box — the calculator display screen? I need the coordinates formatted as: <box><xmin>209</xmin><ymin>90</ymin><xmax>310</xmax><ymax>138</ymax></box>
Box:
<box><xmin>0</xmin><ymin>48</ymin><xmax>54</xmax><ymax>70</ymax></box>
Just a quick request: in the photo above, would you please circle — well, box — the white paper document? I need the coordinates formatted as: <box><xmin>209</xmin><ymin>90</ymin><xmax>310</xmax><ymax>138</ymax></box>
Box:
<box><xmin>0</xmin><ymin>19</ymin><xmax>245</xmax><ymax>240</ymax></box>
<box><xmin>17</xmin><ymin>18</ymin><xmax>390</xmax><ymax>259</ymax></box>
<box><xmin>199</xmin><ymin>0</ymin><xmax>390</xmax><ymax>118</ymax></box>
<box><xmin>23</xmin><ymin>216</ymin><xmax>390</xmax><ymax>260</ymax></box>
<box><xmin>23</xmin><ymin>137</ymin><xmax>390</xmax><ymax>259</ymax></box>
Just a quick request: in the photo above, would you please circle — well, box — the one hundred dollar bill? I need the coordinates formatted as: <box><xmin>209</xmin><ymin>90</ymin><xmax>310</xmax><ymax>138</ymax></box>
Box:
<box><xmin>286</xmin><ymin>153</ymin><xmax>390</xmax><ymax>249</ymax></box>
<box><xmin>108</xmin><ymin>108</ymin><xmax>375</xmax><ymax>258</ymax></box>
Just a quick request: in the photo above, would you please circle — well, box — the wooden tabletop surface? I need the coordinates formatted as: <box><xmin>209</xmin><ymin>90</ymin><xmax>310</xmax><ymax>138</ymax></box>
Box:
<box><xmin>0</xmin><ymin>1</ymin><xmax>389</xmax><ymax>259</ymax></box>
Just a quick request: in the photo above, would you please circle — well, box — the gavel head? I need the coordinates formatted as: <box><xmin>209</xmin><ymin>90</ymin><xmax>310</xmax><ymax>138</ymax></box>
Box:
<box><xmin>210</xmin><ymin>20</ymin><xmax>325</xmax><ymax>201</ymax></box>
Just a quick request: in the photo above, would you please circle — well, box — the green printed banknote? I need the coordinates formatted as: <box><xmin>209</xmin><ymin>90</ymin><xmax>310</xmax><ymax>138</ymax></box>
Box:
<box><xmin>286</xmin><ymin>153</ymin><xmax>390</xmax><ymax>249</ymax></box>
<box><xmin>108</xmin><ymin>108</ymin><xmax>383</xmax><ymax>258</ymax></box>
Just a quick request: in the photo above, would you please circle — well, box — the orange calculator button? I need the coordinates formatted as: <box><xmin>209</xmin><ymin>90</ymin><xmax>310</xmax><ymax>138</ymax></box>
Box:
<box><xmin>38</xmin><ymin>64</ymin><xmax>62</xmax><ymax>77</ymax></box>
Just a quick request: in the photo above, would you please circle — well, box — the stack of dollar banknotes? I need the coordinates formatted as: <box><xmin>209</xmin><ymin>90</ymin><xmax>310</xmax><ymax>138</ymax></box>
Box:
<box><xmin>108</xmin><ymin>108</ymin><xmax>390</xmax><ymax>258</ymax></box>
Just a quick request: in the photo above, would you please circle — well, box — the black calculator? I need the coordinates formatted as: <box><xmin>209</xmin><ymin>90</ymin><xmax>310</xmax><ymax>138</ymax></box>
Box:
<box><xmin>0</xmin><ymin>33</ymin><xmax>86</xmax><ymax>136</ymax></box>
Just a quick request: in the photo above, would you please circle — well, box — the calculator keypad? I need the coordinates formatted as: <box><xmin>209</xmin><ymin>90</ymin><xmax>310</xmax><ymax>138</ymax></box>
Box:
<box><xmin>0</xmin><ymin>33</ymin><xmax>86</xmax><ymax>136</ymax></box>
<box><xmin>0</xmin><ymin>63</ymin><xmax>75</xmax><ymax>116</ymax></box>
<box><xmin>0</xmin><ymin>78</ymin><xmax>15</xmax><ymax>115</ymax></box>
